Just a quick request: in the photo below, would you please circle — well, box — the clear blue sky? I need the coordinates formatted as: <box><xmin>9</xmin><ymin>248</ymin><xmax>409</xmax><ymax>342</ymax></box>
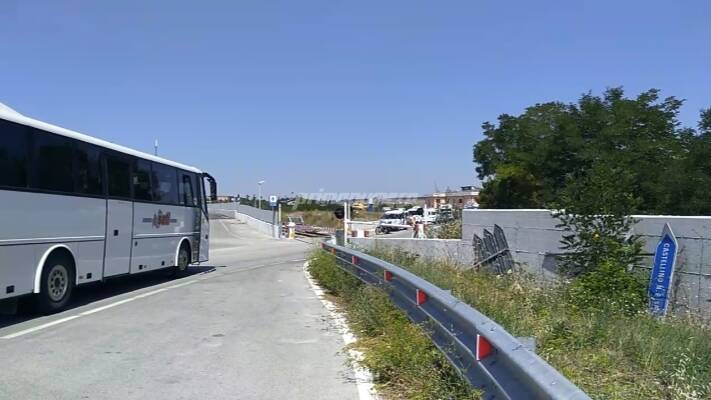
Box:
<box><xmin>1</xmin><ymin>1</ymin><xmax>709</xmax><ymax>197</ymax></box>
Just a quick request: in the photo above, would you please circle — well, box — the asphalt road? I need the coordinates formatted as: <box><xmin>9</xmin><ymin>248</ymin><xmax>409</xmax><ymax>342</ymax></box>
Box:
<box><xmin>0</xmin><ymin>218</ymin><xmax>361</xmax><ymax>400</ymax></box>
<box><xmin>374</xmin><ymin>227</ymin><xmax>414</xmax><ymax>238</ymax></box>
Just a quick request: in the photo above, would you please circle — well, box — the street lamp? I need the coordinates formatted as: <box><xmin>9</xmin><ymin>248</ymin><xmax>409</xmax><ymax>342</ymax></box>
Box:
<box><xmin>258</xmin><ymin>180</ymin><xmax>265</xmax><ymax>209</ymax></box>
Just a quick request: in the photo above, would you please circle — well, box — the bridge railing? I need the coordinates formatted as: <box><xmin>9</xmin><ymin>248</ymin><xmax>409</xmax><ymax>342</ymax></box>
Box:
<box><xmin>320</xmin><ymin>241</ymin><xmax>590</xmax><ymax>400</ymax></box>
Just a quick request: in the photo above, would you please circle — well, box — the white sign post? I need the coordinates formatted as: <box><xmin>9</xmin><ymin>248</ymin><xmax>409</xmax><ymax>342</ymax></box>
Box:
<box><xmin>269</xmin><ymin>195</ymin><xmax>278</xmax><ymax>238</ymax></box>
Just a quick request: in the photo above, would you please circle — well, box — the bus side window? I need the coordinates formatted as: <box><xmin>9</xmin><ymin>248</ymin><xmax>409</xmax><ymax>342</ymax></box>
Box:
<box><xmin>31</xmin><ymin>129</ymin><xmax>74</xmax><ymax>193</ymax></box>
<box><xmin>75</xmin><ymin>142</ymin><xmax>103</xmax><ymax>195</ymax></box>
<box><xmin>179</xmin><ymin>173</ymin><xmax>195</xmax><ymax>206</ymax></box>
<box><xmin>106</xmin><ymin>156</ymin><xmax>131</xmax><ymax>199</ymax></box>
<box><xmin>193</xmin><ymin>173</ymin><xmax>202</xmax><ymax>209</ymax></box>
<box><xmin>133</xmin><ymin>159</ymin><xmax>153</xmax><ymax>202</ymax></box>
<box><xmin>151</xmin><ymin>162</ymin><xmax>178</xmax><ymax>205</ymax></box>
<box><xmin>0</xmin><ymin>119</ymin><xmax>30</xmax><ymax>189</ymax></box>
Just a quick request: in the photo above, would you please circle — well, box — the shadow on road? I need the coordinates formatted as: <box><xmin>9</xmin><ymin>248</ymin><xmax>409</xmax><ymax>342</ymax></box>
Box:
<box><xmin>0</xmin><ymin>265</ymin><xmax>217</xmax><ymax>330</ymax></box>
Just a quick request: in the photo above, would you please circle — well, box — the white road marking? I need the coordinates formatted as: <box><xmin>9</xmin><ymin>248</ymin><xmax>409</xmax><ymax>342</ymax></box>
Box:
<box><xmin>166</xmin><ymin>280</ymin><xmax>197</xmax><ymax>289</ymax></box>
<box><xmin>133</xmin><ymin>288</ymin><xmax>168</xmax><ymax>299</ymax></box>
<box><xmin>1</xmin><ymin>279</ymin><xmax>199</xmax><ymax>340</ymax></box>
<box><xmin>1</xmin><ymin>315</ymin><xmax>80</xmax><ymax>339</ymax></box>
<box><xmin>79</xmin><ymin>298</ymin><xmax>136</xmax><ymax>315</ymax></box>
<box><xmin>303</xmin><ymin>261</ymin><xmax>378</xmax><ymax>400</ymax></box>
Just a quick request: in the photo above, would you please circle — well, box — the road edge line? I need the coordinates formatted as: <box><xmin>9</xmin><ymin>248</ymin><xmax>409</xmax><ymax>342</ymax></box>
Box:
<box><xmin>302</xmin><ymin>261</ymin><xmax>378</xmax><ymax>400</ymax></box>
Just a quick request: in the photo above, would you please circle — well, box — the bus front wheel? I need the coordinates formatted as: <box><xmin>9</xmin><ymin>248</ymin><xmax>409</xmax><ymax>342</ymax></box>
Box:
<box><xmin>173</xmin><ymin>243</ymin><xmax>191</xmax><ymax>276</ymax></box>
<box><xmin>37</xmin><ymin>253</ymin><xmax>75</xmax><ymax>314</ymax></box>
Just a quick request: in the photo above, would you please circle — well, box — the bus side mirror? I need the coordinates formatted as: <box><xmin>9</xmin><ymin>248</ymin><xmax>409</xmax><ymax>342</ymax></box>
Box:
<box><xmin>204</xmin><ymin>173</ymin><xmax>217</xmax><ymax>202</ymax></box>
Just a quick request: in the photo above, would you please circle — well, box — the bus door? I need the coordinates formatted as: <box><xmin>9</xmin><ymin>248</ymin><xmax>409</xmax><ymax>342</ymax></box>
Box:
<box><xmin>199</xmin><ymin>175</ymin><xmax>210</xmax><ymax>262</ymax></box>
<box><xmin>103</xmin><ymin>155</ymin><xmax>133</xmax><ymax>277</ymax></box>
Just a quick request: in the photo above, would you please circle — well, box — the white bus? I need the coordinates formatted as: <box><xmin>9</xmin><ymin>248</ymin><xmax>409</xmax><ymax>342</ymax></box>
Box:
<box><xmin>0</xmin><ymin>103</ymin><xmax>217</xmax><ymax>313</ymax></box>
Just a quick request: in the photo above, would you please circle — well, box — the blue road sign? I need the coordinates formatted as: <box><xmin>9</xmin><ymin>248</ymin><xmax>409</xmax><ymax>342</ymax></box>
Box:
<box><xmin>648</xmin><ymin>223</ymin><xmax>678</xmax><ymax>316</ymax></box>
<box><xmin>269</xmin><ymin>195</ymin><xmax>278</xmax><ymax>208</ymax></box>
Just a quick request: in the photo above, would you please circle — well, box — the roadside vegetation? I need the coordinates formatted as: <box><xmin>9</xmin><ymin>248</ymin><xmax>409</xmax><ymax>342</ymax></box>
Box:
<box><xmin>309</xmin><ymin>247</ymin><xmax>711</xmax><ymax>400</ymax></box>
<box><xmin>372</xmin><ymin>247</ymin><xmax>711</xmax><ymax>400</ymax></box>
<box><xmin>308</xmin><ymin>250</ymin><xmax>480</xmax><ymax>400</ymax></box>
<box><xmin>428</xmin><ymin>218</ymin><xmax>462</xmax><ymax>239</ymax></box>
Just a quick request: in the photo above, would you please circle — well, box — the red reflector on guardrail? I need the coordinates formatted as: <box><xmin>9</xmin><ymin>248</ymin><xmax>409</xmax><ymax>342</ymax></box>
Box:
<box><xmin>476</xmin><ymin>334</ymin><xmax>493</xmax><ymax>361</ymax></box>
<box><xmin>351</xmin><ymin>255</ymin><xmax>358</xmax><ymax>264</ymax></box>
<box><xmin>330</xmin><ymin>248</ymin><xmax>336</xmax><ymax>254</ymax></box>
<box><xmin>384</xmin><ymin>270</ymin><xmax>393</xmax><ymax>282</ymax></box>
<box><xmin>416</xmin><ymin>289</ymin><xmax>427</xmax><ymax>305</ymax></box>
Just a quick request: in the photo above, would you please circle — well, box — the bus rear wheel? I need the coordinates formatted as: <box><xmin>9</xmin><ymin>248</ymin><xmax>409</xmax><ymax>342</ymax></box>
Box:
<box><xmin>36</xmin><ymin>253</ymin><xmax>75</xmax><ymax>314</ymax></box>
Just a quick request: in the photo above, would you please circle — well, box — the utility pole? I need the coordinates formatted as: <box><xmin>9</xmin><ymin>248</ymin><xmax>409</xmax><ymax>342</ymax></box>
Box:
<box><xmin>343</xmin><ymin>201</ymin><xmax>349</xmax><ymax>245</ymax></box>
<box><xmin>154</xmin><ymin>139</ymin><xmax>159</xmax><ymax>156</ymax></box>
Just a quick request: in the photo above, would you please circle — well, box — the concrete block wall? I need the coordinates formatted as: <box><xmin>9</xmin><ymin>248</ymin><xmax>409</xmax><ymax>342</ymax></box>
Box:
<box><xmin>463</xmin><ymin>209</ymin><xmax>711</xmax><ymax>317</ymax></box>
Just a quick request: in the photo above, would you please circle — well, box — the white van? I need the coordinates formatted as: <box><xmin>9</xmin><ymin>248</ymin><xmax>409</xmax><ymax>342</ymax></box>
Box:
<box><xmin>377</xmin><ymin>210</ymin><xmax>408</xmax><ymax>233</ymax></box>
<box><xmin>405</xmin><ymin>206</ymin><xmax>438</xmax><ymax>224</ymax></box>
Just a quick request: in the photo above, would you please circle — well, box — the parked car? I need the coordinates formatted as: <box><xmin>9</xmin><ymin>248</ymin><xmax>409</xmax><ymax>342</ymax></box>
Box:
<box><xmin>436</xmin><ymin>204</ymin><xmax>454</xmax><ymax>223</ymax></box>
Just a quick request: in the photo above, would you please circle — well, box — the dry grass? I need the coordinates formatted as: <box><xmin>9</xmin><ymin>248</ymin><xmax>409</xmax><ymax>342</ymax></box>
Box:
<box><xmin>284</xmin><ymin>210</ymin><xmax>381</xmax><ymax>229</ymax></box>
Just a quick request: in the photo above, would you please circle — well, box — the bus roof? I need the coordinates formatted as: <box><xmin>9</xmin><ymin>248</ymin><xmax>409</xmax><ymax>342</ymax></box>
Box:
<box><xmin>0</xmin><ymin>102</ymin><xmax>203</xmax><ymax>174</ymax></box>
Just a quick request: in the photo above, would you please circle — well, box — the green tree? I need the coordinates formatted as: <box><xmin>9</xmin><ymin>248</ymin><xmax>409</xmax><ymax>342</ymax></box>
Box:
<box><xmin>473</xmin><ymin>87</ymin><xmax>710</xmax><ymax>215</ymax></box>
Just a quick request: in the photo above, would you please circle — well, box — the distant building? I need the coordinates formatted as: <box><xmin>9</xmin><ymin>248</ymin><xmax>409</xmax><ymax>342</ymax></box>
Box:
<box><xmin>423</xmin><ymin>186</ymin><xmax>480</xmax><ymax>209</ymax></box>
<box><xmin>215</xmin><ymin>195</ymin><xmax>236</xmax><ymax>203</ymax></box>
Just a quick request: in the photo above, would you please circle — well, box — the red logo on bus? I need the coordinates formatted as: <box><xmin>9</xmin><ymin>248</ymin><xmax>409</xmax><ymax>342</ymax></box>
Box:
<box><xmin>153</xmin><ymin>210</ymin><xmax>172</xmax><ymax>228</ymax></box>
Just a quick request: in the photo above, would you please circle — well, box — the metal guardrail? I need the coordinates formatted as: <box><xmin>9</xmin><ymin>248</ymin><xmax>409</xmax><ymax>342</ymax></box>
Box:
<box><xmin>320</xmin><ymin>241</ymin><xmax>590</xmax><ymax>400</ymax></box>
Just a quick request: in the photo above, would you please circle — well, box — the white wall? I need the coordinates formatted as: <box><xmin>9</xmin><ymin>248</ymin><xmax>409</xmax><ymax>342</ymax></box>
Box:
<box><xmin>208</xmin><ymin>202</ymin><xmax>278</xmax><ymax>238</ymax></box>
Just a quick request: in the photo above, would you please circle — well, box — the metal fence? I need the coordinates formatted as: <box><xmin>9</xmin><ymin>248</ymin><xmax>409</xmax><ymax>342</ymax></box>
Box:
<box><xmin>473</xmin><ymin>224</ymin><xmax>515</xmax><ymax>274</ymax></box>
<box><xmin>320</xmin><ymin>241</ymin><xmax>590</xmax><ymax>400</ymax></box>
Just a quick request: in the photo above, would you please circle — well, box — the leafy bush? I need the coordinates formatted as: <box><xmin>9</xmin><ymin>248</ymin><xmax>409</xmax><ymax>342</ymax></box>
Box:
<box><xmin>429</xmin><ymin>219</ymin><xmax>462</xmax><ymax>239</ymax></box>
<box><xmin>565</xmin><ymin>259</ymin><xmax>648</xmax><ymax>315</ymax></box>
<box><xmin>553</xmin><ymin>162</ymin><xmax>648</xmax><ymax>317</ymax></box>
